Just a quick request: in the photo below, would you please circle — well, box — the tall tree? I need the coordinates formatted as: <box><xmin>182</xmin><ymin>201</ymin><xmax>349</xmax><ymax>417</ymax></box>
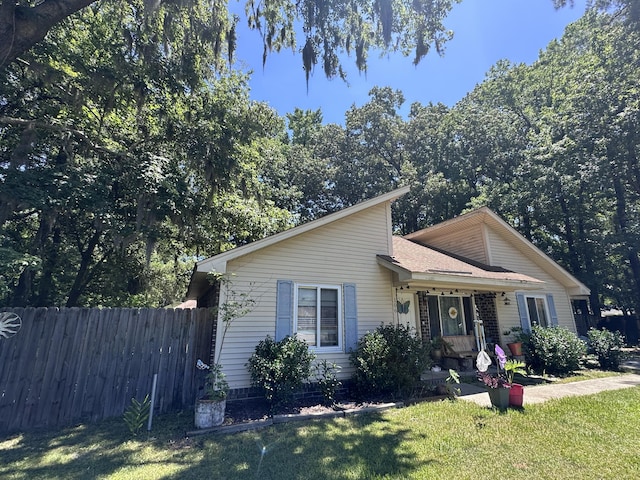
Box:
<box><xmin>0</xmin><ymin>3</ymin><xmax>295</xmax><ymax>307</ymax></box>
<box><xmin>1</xmin><ymin>0</ymin><xmax>460</xmax><ymax>81</ymax></box>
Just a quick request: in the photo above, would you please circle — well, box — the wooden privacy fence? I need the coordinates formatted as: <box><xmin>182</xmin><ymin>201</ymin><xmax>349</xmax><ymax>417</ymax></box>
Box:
<box><xmin>0</xmin><ymin>307</ymin><xmax>215</xmax><ymax>433</ymax></box>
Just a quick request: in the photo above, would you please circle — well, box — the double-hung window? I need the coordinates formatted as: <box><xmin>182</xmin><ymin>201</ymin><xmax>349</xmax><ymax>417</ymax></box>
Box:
<box><xmin>525</xmin><ymin>295</ymin><xmax>550</xmax><ymax>328</ymax></box>
<box><xmin>295</xmin><ymin>284</ymin><xmax>342</xmax><ymax>351</ymax></box>
<box><xmin>516</xmin><ymin>292</ymin><xmax>558</xmax><ymax>331</ymax></box>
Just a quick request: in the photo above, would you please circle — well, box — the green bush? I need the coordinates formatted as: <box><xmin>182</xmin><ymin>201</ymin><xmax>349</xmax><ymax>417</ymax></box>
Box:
<box><xmin>246</xmin><ymin>335</ymin><xmax>315</xmax><ymax>409</ymax></box>
<box><xmin>349</xmin><ymin>323</ymin><xmax>431</xmax><ymax>398</ymax></box>
<box><xmin>587</xmin><ymin>328</ymin><xmax>626</xmax><ymax>370</ymax></box>
<box><xmin>524</xmin><ymin>325</ymin><xmax>586</xmax><ymax>376</ymax></box>
<box><xmin>315</xmin><ymin>359</ymin><xmax>342</xmax><ymax>407</ymax></box>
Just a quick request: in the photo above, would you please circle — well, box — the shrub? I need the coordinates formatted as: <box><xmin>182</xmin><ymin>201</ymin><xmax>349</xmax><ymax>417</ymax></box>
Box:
<box><xmin>246</xmin><ymin>335</ymin><xmax>315</xmax><ymax>409</ymax></box>
<box><xmin>524</xmin><ymin>325</ymin><xmax>586</xmax><ymax>376</ymax></box>
<box><xmin>587</xmin><ymin>328</ymin><xmax>626</xmax><ymax>370</ymax></box>
<box><xmin>315</xmin><ymin>359</ymin><xmax>342</xmax><ymax>407</ymax></box>
<box><xmin>349</xmin><ymin>323</ymin><xmax>431</xmax><ymax>398</ymax></box>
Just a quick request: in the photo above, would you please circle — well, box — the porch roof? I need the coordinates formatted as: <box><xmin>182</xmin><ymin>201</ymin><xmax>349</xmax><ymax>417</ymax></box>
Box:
<box><xmin>377</xmin><ymin>237</ymin><xmax>545</xmax><ymax>291</ymax></box>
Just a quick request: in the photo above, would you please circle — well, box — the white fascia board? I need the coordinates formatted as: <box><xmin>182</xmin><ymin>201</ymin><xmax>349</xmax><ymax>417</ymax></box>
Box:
<box><xmin>407</xmin><ymin>272</ymin><xmax>545</xmax><ymax>291</ymax></box>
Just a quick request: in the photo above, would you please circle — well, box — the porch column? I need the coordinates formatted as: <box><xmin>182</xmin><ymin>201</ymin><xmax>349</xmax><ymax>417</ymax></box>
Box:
<box><xmin>475</xmin><ymin>293</ymin><xmax>499</xmax><ymax>345</ymax></box>
<box><xmin>417</xmin><ymin>291</ymin><xmax>431</xmax><ymax>343</ymax></box>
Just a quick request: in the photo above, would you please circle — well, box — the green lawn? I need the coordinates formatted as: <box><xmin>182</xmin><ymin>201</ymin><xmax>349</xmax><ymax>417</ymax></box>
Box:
<box><xmin>2</xmin><ymin>386</ymin><xmax>639</xmax><ymax>479</ymax></box>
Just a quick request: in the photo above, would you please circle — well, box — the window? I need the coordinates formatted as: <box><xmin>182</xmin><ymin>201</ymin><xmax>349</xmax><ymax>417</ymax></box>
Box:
<box><xmin>440</xmin><ymin>296</ymin><xmax>465</xmax><ymax>336</ymax></box>
<box><xmin>427</xmin><ymin>295</ymin><xmax>474</xmax><ymax>337</ymax></box>
<box><xmin>516</xmin><ymin>293</ymin><xmax>558</xmax><ymax>331</ymax></box>
<box><xmin>295</xmin><ymin>285</ymin><xmax>342</xmax><ymax>350</ymax></box>
<box><xmin>525</xmin><ymin>295</ymin><xmax>550</xmax><ymax>328</ymax></box>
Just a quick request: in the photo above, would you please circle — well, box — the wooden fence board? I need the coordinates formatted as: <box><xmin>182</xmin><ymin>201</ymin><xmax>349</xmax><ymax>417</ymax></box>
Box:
<box><xmin>155</xmin><ymin>308</ymin><xmax>173</xmax><ymax>412</ymax></box>
<box><xmin>67</xmin><ymin>307</ymin><xmax>92</xmax><ymax>423</ymax></box>
<box><xmin>0</xmin><ymin>307</ymin><xmax>215</xmax><ymax>433</ymax></box>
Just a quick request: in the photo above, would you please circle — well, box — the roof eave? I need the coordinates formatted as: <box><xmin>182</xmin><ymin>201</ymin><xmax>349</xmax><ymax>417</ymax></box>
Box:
<box><xmin>377</xmin><ymin>256</ymin><xmax>544</xmax><ymax>291</ymax></box>
<box><xmin>405</xmin><ymin>207</ymin><xmax>591</xmax><ymax>295</ymax></box>
<box><xmin>186</xmin><ymin>261</ymin><xmax>227</xmax><ymax>300</ymax></box>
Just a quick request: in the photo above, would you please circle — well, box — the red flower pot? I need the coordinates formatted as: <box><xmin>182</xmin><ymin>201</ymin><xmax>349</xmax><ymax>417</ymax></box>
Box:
<box><xmin>509</xmin><ymin>383</ymin><xmax>524</xmax><ymax>407</ymax></box>
<box><xmin>507</xmin><ymin>342</ymin><xmax>523</xmax><ymax>356</ymax></box>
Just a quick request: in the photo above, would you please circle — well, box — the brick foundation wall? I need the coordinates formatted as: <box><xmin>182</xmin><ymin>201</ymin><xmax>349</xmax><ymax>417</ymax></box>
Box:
<box><xmin>227</xmin><ymin>380</ymin><xmax>353</xmax><ymax>402</ymax></box>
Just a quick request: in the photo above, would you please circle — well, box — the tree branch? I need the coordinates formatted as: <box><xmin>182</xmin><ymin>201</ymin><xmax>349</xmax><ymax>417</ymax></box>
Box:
<box><xmin>0</xmin><ymin>0</ymin><xmax>97</xmax><ymax>68</ymax></box>
<box><xmin>0</xmin><ymin>115</ymin><xmax>125</xmax><ymax>157</ymax></box>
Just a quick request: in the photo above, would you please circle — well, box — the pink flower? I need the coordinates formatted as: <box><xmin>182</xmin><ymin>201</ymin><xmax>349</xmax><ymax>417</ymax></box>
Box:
<box><xmin>495</xmin><ymin>344</ymin><xmax>507</xmax><ymax>369</ymax></box>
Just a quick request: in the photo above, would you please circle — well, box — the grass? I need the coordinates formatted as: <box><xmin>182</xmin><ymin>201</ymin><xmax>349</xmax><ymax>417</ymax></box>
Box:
<box><xmin>2</xmin><ymin>385</ymin><xmax>640</xmax><ymax>479</ymax></box>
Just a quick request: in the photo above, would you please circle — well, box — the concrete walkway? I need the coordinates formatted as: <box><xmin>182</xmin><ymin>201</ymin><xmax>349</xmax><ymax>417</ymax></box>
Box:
<box><xmin>458</xmin><ymin>373</ymin><xmax>640</xmax><ymax>407</ymax></box>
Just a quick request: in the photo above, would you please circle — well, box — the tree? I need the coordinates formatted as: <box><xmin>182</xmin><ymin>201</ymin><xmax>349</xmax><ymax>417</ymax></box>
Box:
<box><xmin>1</xmin><ymin>0</ymin><xmax>460</xmax><ymax>82</ymax></box>
<box><xmin>0</xmin><ymin>4</ymin><xmax>295</xmax><ymax>307</ymax></box>
<box><xmin>4</xmin><ymin>1</ymin><xmax>637</xmax><ymax>82</ymax></box>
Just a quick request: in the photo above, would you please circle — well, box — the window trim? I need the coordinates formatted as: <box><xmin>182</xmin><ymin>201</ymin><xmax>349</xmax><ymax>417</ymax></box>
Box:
<box><xmin>523</xmin><ymin>294</ymin><xmax>551</xmax><ymax>329</ymax></box>
<box><xmin>293</xmin><ymin>283</ymin><xmax>344</xmax><ymax>353</ymax></box>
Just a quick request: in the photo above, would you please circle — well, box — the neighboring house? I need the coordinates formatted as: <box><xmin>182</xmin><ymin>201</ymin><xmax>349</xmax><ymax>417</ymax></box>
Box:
<box><xmin>186</xmin><ymin>186</ymin><xmax>590</xmax><ymax>393</ymax></box>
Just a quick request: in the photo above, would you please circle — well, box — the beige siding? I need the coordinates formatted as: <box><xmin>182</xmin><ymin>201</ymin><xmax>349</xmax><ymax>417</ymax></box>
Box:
<box><xmin>486</xmin><ymin>228</ymin><xmax>576</xmax><ymax>335</ymax></box>
<box><xmin>216</xmin><ymin>202</ymin><xmax>396</xmax><ymax>389</ymax></box>
<box><xmin>425</xmin><ymin>227</ymin><xmax>488</xmax><ymax>264</ymax></box>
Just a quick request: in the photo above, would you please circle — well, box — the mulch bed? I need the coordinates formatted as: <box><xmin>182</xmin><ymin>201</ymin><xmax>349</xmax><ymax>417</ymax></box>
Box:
<box><xmin>223</xmin><ymin>397</ymin><xmax>394</xmax><ymax>425</ymax></box>
<box><xmin>221</xmin><ymin>386</ymin><xmax>453</xmax><ymax>428</ymax></box>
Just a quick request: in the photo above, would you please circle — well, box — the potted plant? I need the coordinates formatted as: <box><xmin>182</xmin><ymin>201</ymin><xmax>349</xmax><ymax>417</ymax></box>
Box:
<box><xmin>503</xmin><ymin>327</ymin><xmax>524</xmax><ymax>356</ymax></box>
<box><xmin>194</xmin><ymin>363</ymin><xmax>229</xmax><ymax>428</ymax></box>
<box><xmin>504</xmin><ymin>359</ymin><xmax>527</xmax><ymax>407</ymax></box>
<box><xmin>476</xmin><ymin>344</ymin><xmax>511</xmax><ymax>409</ymax></box>
<box><xmin>430</xmin><ymin>336</ymin><xmax>448</xmax><ymax>362</ymax></box>
<box><xmin>194</xmin><ymin>273</ymin><xmax>256</xmax><ymax>428</ymax></box>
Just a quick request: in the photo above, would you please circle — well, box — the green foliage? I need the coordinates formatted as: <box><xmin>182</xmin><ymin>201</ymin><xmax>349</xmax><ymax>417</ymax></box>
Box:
<box><xmin>0</xmin><ymin>3</ymin><xmax>295</xmax><ymax>307</ymax></box>
<box><xmin>587</xmin><ymin>328</ymin><xmax>626</xmax><ymax>370</ymax></box>
<box><xmin>246</xmin><ymin>335</ymin><xmax>315</xmax><ymax>409</ymax></box>
<box><xmin>524</xmin><ymin>325</ymin><xmax>586</xmax><ymax>376</ymax></box>
<box><xmin>504</xmin><ymin>359</ymin><xmax>527</xmax><ymax>384</ymax></box>
<box><xmin>314</xmin><ymin>359</ymin><xmax>342</xmax><ymax>407</ymax></box>
<box><xmin>445</xmin><ymin>368</ymin><xmax>461</xmax><ymax>397</ymax></box>
<box><xmin>349</xmin><ymin>323</ymin><xmax>431</xmax><ymax>398</ymax></box>
<box><xmin>4</xmin><ymin>0</ymin><xmax>461</xmax><ymax>83</ymax></box>
<box><xmin>430</xmin><ymin>336</ymin><xmax>450</xmax><ymax>350</ymax></box>
<box><xmin>122</xmin><ymin>395</ymin><xmax>150</xmax><ymax>436</ymax></box>
<box><xmin>4</xmin><ymin>2</ymin><xmax>640</xmax><ymax>321</ymax></box>
<box><xmin>205</xmin><ymin>364</ymin><xmax>229</xmax><ymax>401</ymax></box>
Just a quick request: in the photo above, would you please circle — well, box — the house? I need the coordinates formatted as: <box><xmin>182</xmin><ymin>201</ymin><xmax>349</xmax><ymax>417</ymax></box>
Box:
<box><xmin>186</xmin><ymin>186</ymin><xmax>590</xmax><ymax>394</ymax></box>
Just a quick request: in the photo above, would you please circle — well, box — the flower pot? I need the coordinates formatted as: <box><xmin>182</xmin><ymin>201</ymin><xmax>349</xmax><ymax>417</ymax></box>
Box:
<box><xmin>507</xmin><ymin>342</ymin><xmax>523</xmax><ymax>356</ymax></box>
<box><xmin>509</xmin><ymin>383</ymin><xmax>524</xmax><ymax>407</ymax></box>
<box><xmin>487</xmin><ymin>387</ymin><xmax>510</xmax><ymax>409</ymax></box>
<box><xmin>194</xmin><ymin>398</ymin><xmax>226</xmax><ymax>428</ymax></box>
<box><xmin>431</xmin><ymin>348</ymin><xmax>443</xmax><ymax>362</ymax></box>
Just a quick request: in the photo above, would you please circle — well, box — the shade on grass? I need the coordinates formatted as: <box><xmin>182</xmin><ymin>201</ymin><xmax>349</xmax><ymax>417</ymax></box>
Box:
<box><xmin>1</xmin><ymin>387</ymin><xmax>639</xmax><ymax>479</ymax></box>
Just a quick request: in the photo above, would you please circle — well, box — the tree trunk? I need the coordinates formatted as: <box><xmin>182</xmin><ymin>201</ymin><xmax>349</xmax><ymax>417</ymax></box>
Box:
<box><xmin>65</xmin><ymin>230</ymin><xmax>102</xmax><ymax>307</ymax></box>
<box><xmin>0</xmin><ymin>0</ymin><xmax>96</xmax><ymax>67</ymax></box>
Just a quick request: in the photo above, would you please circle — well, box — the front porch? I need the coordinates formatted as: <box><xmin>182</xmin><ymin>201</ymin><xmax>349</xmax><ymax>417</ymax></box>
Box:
<box><xmin>395</xmin><ymin>286</ymin><xmax>507</xmax><ymax>371</ymax></box>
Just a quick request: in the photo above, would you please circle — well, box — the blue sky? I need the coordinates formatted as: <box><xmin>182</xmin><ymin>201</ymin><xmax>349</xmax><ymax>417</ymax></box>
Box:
<box><xmin>231</xmin><ymin>0</ymin><xmax>589</xmax><ymax>125</ymax></box>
